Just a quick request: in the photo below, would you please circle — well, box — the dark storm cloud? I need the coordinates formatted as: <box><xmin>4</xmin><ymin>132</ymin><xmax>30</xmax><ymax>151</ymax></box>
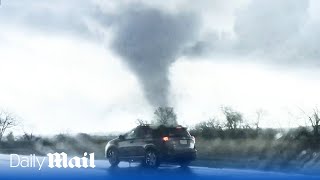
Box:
<box><xmin>110</xmin><ymin>4</ymin><xmax>199</xmax><ymax>107</ymax></box>
<box><xmin>232</xmin><ymin>0</ymin><xmax>313</xmax><ymax>66</ymax></box>
<box><xmin>3</xmin><ymin>0</ymin><xmax>319</xmax><ymax>106</ymax></box>
<box><xmin>234</xmin><ymin>0</ymin><xmax>309</xmax><ymax>52</ymax></box>
<box><xmin>186</xmin><ymin>0</ymin><xmax>320</xmax><ymax>67</ymax></box>
<box><xmin>1</xmin><ymin>0</ymin><xmax>201</xmax><ymax>107</ymax></box>
<box><xmin>0</xmin><ymin>0</ymin><xmax>98</xmax><ymax>39</ymax></box>
<box><xmin>185</xmin><ymin>32</ymin><xmax>234</xmax><ymax>57</ymax></box>
<box><xmin>2</xmin><ymin>0</ymin><xmax>318</xmax><ymax>66</ymax></box>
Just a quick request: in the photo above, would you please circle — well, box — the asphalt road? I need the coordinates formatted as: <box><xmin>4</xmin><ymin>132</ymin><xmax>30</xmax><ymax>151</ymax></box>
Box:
<box><xmin>0</xmin><ymin>154</ymin><xmax>319</xmax><ymax>180</ymax></box>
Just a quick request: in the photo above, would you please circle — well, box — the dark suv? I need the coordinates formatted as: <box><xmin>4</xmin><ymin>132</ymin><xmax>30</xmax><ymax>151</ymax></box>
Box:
<box><xmin>105</xmin><ymin>125</ymin><xmax>196</xmax><ymax>168</ymax></box>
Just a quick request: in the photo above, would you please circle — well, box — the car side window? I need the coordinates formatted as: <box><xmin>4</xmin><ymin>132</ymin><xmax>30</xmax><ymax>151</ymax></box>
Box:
<box><xmin>135</xmin><ymin>127</ymin><xmax>145</xmax><ymax>139</ymax></box>
<box><xmin>125</xmin><ymin>129</ymin><xmax>137</xmax><ymax>139</ymax></box>
<box><xmin>136</xmin><ymin>127</ymin><xmax>153</xmax><ymax>138</ymax></box>
<box><xmin>144</xmin><ymin>128</ymin><xmax>153</xmax><ymax>138</ymax></box>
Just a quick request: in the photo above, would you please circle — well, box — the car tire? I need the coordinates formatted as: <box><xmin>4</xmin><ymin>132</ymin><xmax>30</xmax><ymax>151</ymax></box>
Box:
<box><xmin>107</xmin><ymin>148</ymin><xmax>120</xmax><ymax>167</ymax></box>
<box><xmin>143</xmin><ymin>149</ymin><xmax>159</xmax><ymax>168</ymax></box>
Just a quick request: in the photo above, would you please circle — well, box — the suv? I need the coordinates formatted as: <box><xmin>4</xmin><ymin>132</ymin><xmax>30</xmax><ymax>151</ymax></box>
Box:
<box><xmin>105</xmin><ymin>125</ymin><xmax>196</xmax><ymax>168</ymax></box>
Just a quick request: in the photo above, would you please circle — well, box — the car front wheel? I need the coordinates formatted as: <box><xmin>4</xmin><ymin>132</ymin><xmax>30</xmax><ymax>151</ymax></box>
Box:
<box><xmin>107</xmin><ymin>148</ymin><xmax>120</xmax><ymax>167</ymax></box>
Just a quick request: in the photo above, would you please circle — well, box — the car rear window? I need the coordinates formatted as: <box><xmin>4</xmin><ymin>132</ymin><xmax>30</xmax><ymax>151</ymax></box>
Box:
<box><xmin>163</xmin><ymin>127</ymin><xmax>191</xmax><ymax>137</ymax></box>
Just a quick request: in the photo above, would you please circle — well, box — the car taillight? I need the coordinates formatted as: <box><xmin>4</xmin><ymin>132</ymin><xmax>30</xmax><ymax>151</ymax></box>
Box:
<box><xmin>162</xmin><ymin>136</ymin><xmax>169</xmax><ymax>142</ymax></box>
<box><xmin>190</xmin><ymin>136</ymin><xmax>196</xmax><ymax>148</ymax></box>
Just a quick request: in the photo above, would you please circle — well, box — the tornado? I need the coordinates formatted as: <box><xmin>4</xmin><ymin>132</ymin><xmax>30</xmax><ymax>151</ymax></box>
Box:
<box><xmin>111</xmin><ymin>5</ymin><xmax>199</xmax><ymax>107</ymax></box>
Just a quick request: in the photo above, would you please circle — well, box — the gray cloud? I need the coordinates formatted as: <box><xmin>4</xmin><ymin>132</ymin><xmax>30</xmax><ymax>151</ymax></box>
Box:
<box><xmin>0</xmin><ymin>0</ymin><xmax>97</xmax><ymax>39</ymax></box>
<box><xmin>3</xmin><ymin>0</ymin><xmax>317</xmax><ymax>66</ymax></box>
<box><xmin>2</xmin><ymin>0</ymin><xmax>319</xmax><ymax>107</ymax></box>
<box><xmin>109</xmin><ymin>4</ymin><xmax>199</xmax><ymax>107</ymax></box>
<box><xmin>0</xmin><ymin>0</ymin><xmax>200</xmax><ymax>108</ymax></box>
<box><xmin>234</xmin><ymin>0</ymin><xmax>309</xmax><ymax>52</ymax></box>
<box><xmin>186</xmin><ymin>0</ymin><xmax>320</xmax><ymax>68</ymax></box>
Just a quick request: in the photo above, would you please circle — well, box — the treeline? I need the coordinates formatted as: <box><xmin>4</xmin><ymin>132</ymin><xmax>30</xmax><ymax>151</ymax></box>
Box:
<box><xmin>145</xmin><ymin>106</ymin><xmax>319</xmax><ymax>147</ymax></box>
<box><xmin>190</xmin><ymin>106</ymin><xmax>263</xmax><ymax>139</ymax></box>
<box><xmin>189</xmin><ymin>106</ymin><xmax>319</xmax><ymax>149</ymax></box>
<box><xmin>1</xmin><ymin>106</ymin><xmax>320</xmax><ymax>171</ymax></box>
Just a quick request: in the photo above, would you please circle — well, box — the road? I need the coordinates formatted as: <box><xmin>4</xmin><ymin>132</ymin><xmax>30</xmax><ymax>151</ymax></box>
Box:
<box><xmin>0</xmin><ymin>154</ymin><xmax>319</xmax><ymax>180</ymax></box>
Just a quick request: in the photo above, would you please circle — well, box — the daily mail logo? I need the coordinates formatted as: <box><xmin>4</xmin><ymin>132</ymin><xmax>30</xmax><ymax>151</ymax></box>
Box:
<box><xmin>9</xmin><ymin>152</ymin><xmax>95</xmax><ymax>170</ymax></box>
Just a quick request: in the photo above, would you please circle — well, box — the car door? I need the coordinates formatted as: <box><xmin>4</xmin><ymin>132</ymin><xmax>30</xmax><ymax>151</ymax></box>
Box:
<box><xmin>130</xmin><ymin>127</ymin><xmax>153</xmax><ymax>157</ymax></box>
<box><xmin>118</xmin><ymin>128</ymin><xmax>137</xmax><ymax>157</ymax></box>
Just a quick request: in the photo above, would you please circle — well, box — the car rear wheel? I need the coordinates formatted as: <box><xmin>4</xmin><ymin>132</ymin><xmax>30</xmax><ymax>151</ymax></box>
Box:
<box><xmin>143</xmin><ymin>149</ymin><xmax>159</xmax><ymax>168</ymax></box>
<box><xmin>107</xmin><ymin>148</ymin><xmax>120</xmax><ymax>167</ymax></box>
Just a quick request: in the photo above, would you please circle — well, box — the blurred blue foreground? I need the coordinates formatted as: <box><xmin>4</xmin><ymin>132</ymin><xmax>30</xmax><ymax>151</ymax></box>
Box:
<box><xmin>0</xmin><ymin>154</ymin><xmax>319</xmax><ymax>180</ymax></box>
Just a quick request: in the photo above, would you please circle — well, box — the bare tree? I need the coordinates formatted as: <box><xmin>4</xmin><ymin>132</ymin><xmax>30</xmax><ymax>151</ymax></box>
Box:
<box><xmin>255</xmin><ymin>109</ymin><xmax>264</xmax><ymax>131</ymax></box>
<box><xmin>300</xmin><ymin>107</ymin><xmax>320</xmax><ymax>139</ymax></box>
<box><xmin>135</xmin><ymin>119</ymin><xmax>149</xmax><ymax>126</ymax></box>
<box><xmin>6</xmin><ymin>131</ymin><xmax>15</xmax><ymax>142</ymax></box>
<box><xmin>222</xmin><ymin>106</ymin><xmax>243</xmax><ymax>130</ymax></box>
<box><xmin>22</xmin><ymin>131</ymin><xmax>34</xmax><ymax>142</ymax></box>
<box><xmin>153</xmin><ymin>107</ymin><xmax>178</xmax><ymax>126</ymax></box>
<box><xmin>195</xmin><ymin>118</ymin><xmax>222</xmax><ymax>131</ymax></box>
<box><xmin>0</xmin><ymin>111</ymin><xmax>18</xmax><ymax>142</ymax></box>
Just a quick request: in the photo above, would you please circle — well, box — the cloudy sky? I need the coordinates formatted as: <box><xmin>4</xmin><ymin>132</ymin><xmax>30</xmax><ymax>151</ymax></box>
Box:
<box><xmin>1</xmin><ymin>0</ymin><xmax>320</xmax><ymax>135</ymax></box>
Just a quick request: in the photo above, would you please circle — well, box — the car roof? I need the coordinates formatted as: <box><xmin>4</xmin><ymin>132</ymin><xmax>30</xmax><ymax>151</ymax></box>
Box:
<box><xmin>137</xmin><ymin>124</ymin><xmax>186</xmax><ymax>130</ymax></box>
